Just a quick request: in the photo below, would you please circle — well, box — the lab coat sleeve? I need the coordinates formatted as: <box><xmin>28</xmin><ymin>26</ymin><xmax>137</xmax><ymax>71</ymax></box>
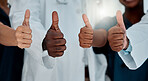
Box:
<box><xmin>118</xmin><ymin>13</ymin><xmax>148</xmax><ymax>70</ymax></box>
<box><xmin>9</xmin><ymin>0</ymin><xmax>56</xmax><ymax>69</ymax></box>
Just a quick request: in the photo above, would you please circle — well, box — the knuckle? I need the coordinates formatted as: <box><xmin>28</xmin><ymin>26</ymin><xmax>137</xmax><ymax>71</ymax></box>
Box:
<box><xmin>58</xmin><ymin>52</ymin><xmax>64</xmax><ymax>56</ymax></box>
<box><xmin>30</xmin><ymin>40</ymin><xmax>32</xmax><ymax>44</ymax></box>
<box><xmin>90</xmin><ymin>40</ymin><xmax>93</xmax><ymax>43</ymax></box>
<box><xmin>29</xmin><ymin>34</ymin><xmax>32</xmax><ymax>39</ymax></box>
<box><xmin>111</xmin><ymin>48</ymin><xmax>116</xmax><ymax>52</ymax></box>
<box><xmin>60</xmin><ymin>33</ymin><xmax>64</xmax><ymax>38</ymax></box>
<box><xmin>80</xmin><ymin>34</ymin><xmax>84</xmax><ymax>39</ymax></box>
<box><xmin>78</xmin><ymin>33</ymin><xmax>81</xmax><ymax>37</ymax></box>
<box><xmin>119</xmin><ymin>46</ymin><xmax>123</xmax><ymax>50</ymax></box>
<box><xmin>28</xmin><ymin>28</ymin><xmax>32</xmax><ymax>33</ymax></box>
<box><xmin>64</xmin><ymin>45</ymin><xmax>67</xmax><ymax>50</ymax></box>
<box><xmin>18</xmin><ymin>43</ymin><xmax>23</xmax><ymax>48</ymax></box>
<box><xmin>80</xmin><ymin>28</ymin><xmax>84</xmax><ymax>32</ymax></box>
<box><xmin>26</xmin><ymin>45</ymin><xmax>31</xmax><ymax>48</ymax></box>
<box><xmin>63</xmin><ymin>39</ymin><xmax>66</xmax><ymax>44</ymax></box>
<box><xmin>16</xmin><ymin>26</ymin><xmax>22</xmax><ymax>31</ymax></box>
<box><xmin>62</xmin><ymin>45</ymin><xmax>66</xmax><ymax>50</ymax></box>
<box><xmin>80</xmin><ymin>44</ymin><xmax>83</xmax><ymax>47</ymax></box>
<box><xmin>29</xmin><ymin>40</ymin><xmax>32</xmax><ymax>44</ymax></box>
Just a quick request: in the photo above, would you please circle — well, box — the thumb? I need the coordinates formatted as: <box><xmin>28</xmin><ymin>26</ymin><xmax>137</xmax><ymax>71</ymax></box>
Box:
<box><xmin>116</xmin><ymin>10</ymin><xmax>128</xmax><ymax>49</ymax></box>
<box><xmin>23</xmin><ymin>9</ymin><xmax>30</xmax><ymax>26</ymax></box>
<box><xmin>51</xmin><ymin>11</ymin><xmax>60</xmax><ymax>31</ymax></box>
<box><xmin>116</xmin><ymin>10</ymin><xmax>126</xmax><ymax>31</ymax></box>
<box><xmin>82</xmin><ymin>14</ymin><xmax>92</xmax><ymax>28</ymax></box>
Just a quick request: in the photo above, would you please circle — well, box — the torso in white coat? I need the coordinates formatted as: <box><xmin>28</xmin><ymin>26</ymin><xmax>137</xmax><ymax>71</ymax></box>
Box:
<box><xmin>10</xmin><ymin>0</ymin><xmax>86</xmax><ymax>81</ymax></box>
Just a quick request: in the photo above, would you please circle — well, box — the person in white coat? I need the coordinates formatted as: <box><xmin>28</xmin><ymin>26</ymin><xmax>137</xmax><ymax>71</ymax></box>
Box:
<box><xmin>118</xmin><ymin>0</ymin><xmax>148</xmax><ymax>70</ymax></box>
<box><xmin>118</xmin><ymin>14</ymin><xmax>148</xmax><ymax>70</ymax></box>
<box><xmin>9</xmin><ymin>0</ymin><xmax>99</xmax><ymax>81</ymax></box>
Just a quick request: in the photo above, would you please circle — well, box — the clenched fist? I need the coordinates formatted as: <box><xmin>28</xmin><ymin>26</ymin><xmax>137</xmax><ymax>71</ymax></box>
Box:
<box><xmin>15</xmin><ymin>9</ymin><xmax>32</xmax><ymax>48</ymax></box>
<box><xmin>79</xmin><ymin>14</ymin><xmax>93</xmax><ymax>48</ymax></box>
<box><xmin>43</xmin><ymin>11</ymin><xmax>66</xmax><ymax>57</ymax></box>
<box><xmin>108</xmin><ymin>10</ymin><xmax>129</xmax><ymax>52</ymax></box>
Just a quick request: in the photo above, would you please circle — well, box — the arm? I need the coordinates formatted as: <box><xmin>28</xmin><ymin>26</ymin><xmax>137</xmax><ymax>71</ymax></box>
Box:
<box><xmin>92</xmin><ymin>29</ymin><xmax>107</xmax><ymax>47</ymax></box>
<box><xmin>0</xmin><ymin>22</ymin><xmax>17</xmax><ymax>46</ymax></box>
<box><xmin>0</xmin><ymin>10</ymin><xmax>32</xmax><ymax>48</ymax></box>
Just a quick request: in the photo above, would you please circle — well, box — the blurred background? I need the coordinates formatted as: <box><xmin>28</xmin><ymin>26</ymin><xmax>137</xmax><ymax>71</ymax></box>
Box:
<box><xmin>85</xmin><ymin>0</ymin><xmax>125</xmax><ymax>27</ymax></box>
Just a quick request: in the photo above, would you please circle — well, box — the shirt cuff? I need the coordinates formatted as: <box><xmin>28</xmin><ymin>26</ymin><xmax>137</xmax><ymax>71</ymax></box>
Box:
<box><xmin>120</xmin><ymin>40</ymin><xmax>132</xmax><ymax>55</ymax></box>
<box><xmin>42</xmin><ymin>50</ymin><xmax>56</xmax><ymax>69</ymax></box>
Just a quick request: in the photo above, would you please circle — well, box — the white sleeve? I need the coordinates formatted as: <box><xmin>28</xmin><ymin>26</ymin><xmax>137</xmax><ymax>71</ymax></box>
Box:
<box><xmin>9</xmin><ymin>0</ymin><xmax>56</xmax><ymax>69</ymax></box>
<box><xmin>118</xmin><ymin>13</ymin><xmax>148</xmax><ymax>70</ymax></box>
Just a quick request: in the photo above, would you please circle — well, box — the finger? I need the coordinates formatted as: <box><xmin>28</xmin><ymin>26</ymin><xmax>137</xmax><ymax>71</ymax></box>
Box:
<box><xmin>80</xmin><ymin>27</ymin><xmax>93</xmax><ymax>34</ymax></box>
<box><xmin>80</xmin><ymin>39</ymin><xmax>93</xmax><ymax>44</ymax></box>
<box><xmin>112</xmin><ymin>46</ymin><xmax>123</xmax><ymax>52</ymax></box>
<box><xmin>17</xmin><ymin>38</ymin><xmax>32</xmax><ymax>44</ymax></box>
<box><xmin>116</xmin><ymin>10</ymin><xmax>126</xmax><ymax>31</ymax></box>
<box><xmin>17</xmin><ymin>33</ymin><xmax>32</xmax><ymax>39</ymax></box>
<box><xmin>112</xmin><ymin>34</ymin><xmax>124</xmax><ymax>40</ymax></box>
<box><xmin>80</xmin><ymin>43</ymin><xmax>91</xmax><ymax>48</ymax></box>
<box><xmin>23</xmin><ymin>34</ymin><xmax>32</xmax><ymax>39</ymax></box>
<box><xmin>50</xmin><ymin>52</ymin><xmax>64</xmax><ymax>57</ymax></box>
<box><xmin>48</xmin><ymin>32</ymin><xmax>64</xmax><ymax>39</ymax></box>
<box><xmin>53</xmin><ymin>39</ymin><xmax>66</xmax><ymax>46</ymax></box>
<box><xmin>51</xmin><ymin>11</ymin><xmax>59</xmax><ymax>31</ymax></box>
<box><xmin>54</xmin><ymin>46</ymin><xmax>66</xmax><ymax>52</ymax></box>
<box><xmin>79</xmin><ymin>33</ymin><xmax>93</xmax><ymax>40</ymax></box>
<box><xmin>23</xmin><ymin>9</ymin><xmax>30</xmax><ymax>26</ymax></box>
<box><xmin>82</xmin><ymin>14</ymin><xmax>92</xmax><ymax>28</ymax></box>
<box><xmin>46</xmin><ymin>39</ymin><xmax>66</xmax><ymax>46</ymax></box>
<box><xmin>48</xmin><ymin>46</ymin><xmax>66</xmax><ymax>52</ymax></box>
<box><xmin>18</xmin><ymin>43</ymin><xmax>31</xmax><ymax>48</ymax></box>
<box><xmin>112</xmin><ymin>40</ymin><xmax>123</xmax><ymax>47</ymax></box>
<box><xmin>18</xmin><ymin>26</ymin><xmax>32</xmax><ymax>34</ymax></box>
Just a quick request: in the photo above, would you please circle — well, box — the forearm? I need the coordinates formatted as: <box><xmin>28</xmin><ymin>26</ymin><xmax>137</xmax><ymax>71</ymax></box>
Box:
<box><xmin>92</xmin><ymin>29</ymin><xmax>107</xmax><ymax>47</ymax></box>
<box><xmin>0</xmin><ymin>23</ymin><xmax>17</xmax><ymax>46</ymax></box>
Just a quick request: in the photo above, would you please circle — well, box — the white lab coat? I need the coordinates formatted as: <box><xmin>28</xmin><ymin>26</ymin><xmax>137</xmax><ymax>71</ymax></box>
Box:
<box><xmin>9</xmin><ymin>0</ymin><xmax>108</xmax><ymax>81</ymax></box>
<box><xmin>118</xmin><ymin>12</ymin><xmax>148</xmax><ymax>70</ymax></box>
<box><xmin>10</xmin><ymin>0</ymin><xmax>85</xmax><ymax>81</ymax></box>
<box><xmin>9</xmin><ymin>0</ymin><xmax>109</xmax><ymax>81</ymax></box>
<box><xmin>86</xmin><ymin>48</ymin><xmax>110</xmax><ymax>81</ymax></box>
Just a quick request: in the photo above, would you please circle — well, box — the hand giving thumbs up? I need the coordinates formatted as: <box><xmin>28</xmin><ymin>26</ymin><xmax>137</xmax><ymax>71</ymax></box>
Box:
<box><xmin>43</xmin><ymin>11</ymin><xmax>66</xmax><ymax>57</ymax></box>
<box><xmin>15</xmin><ymin>9</ymin><xmax>32</xmax><ymax>49</ymax></box>
<box><xmin>108</xmin><ymin>10</ymin><xmax>129</xmax><ymax>52</ymax></box>
<box><xmin>79</xmin><ymin>14</ymin><xmax>93</xmax><ymax>48</ymax></box>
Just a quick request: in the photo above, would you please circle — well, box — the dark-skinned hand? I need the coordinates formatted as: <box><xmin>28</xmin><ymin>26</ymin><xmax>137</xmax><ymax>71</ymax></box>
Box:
<box><xmin>43</xmin><ymin>11</ymin><xmax>66</xmax><ymax>57</ymax></box>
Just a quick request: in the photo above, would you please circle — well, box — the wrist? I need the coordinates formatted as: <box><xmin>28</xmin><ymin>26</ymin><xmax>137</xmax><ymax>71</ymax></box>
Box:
<box><xmin>123</xmin><ymin>37</ymin><xmax>129</xmax><ymax>50</ymax></box>
<box><xmin>13</xmin><ymin>30</ymin><xmax>18</xmax><ymax>46</ymax></box>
